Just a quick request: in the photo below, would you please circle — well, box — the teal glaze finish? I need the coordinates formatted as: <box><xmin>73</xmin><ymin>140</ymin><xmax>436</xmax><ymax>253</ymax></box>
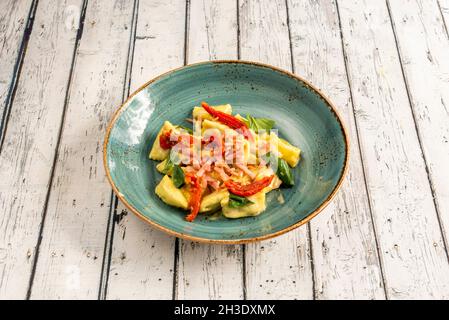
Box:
<box><xmin>105</xmin><ymin>61</ymin><xmax>348</xmax><ymax>242</ymax></box>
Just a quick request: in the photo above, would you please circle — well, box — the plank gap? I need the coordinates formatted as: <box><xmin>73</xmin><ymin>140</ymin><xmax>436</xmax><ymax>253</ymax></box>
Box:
<box><xmin>98</xmin><ymin>0</ymin><xmax>140</xmax><ymax>300</ymax></box>
<box><xmin>236</xmin><ymin>0</ymin><xmax>247</xmax><ymax>301</ymax></box>
<box><xmin>0</xmin><ymin>0</ymin><xmax>38</xmax><ymax>153</ymax></box>
<box><xmin>172</xmin><ymin>0</ymin><xmax>191</xmax><ymax>301</ymax></box>
<box><xmin>437</xmin><ymin>0</ymin><xmax>449</xmax><ymax>40</ymax></box>
<box><xmin>237</xmin><ymin>0</ymin><xmax>241</xmax><ymax>59</ymax></box>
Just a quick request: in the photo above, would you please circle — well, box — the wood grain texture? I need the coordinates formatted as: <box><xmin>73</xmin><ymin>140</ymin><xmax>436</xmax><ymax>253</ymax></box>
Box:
<box><xmin>29</xmin><ymin>0</ymin><xmax>134</xmax><ymax>299</ymax></box>
<box><xmin>0</xmin><ymin>0</ymin><xmax>83</xmax><ymax>300</ymax></box>
<box><xmin>105</xmin><ymin>0</ymin><xmax>186</xmax><ymax>300</ymax></box>
<box><xmin>176</xmin><ymin>0</ymin><xmax>244</xmax><ymax>300</ymax></box>
<box><xmin>337</xmin><ymin>0</ymin><xmax>449</xmax><ymax>299</ymax></box>
<box><xmin>287</xmin><ymin>0</ymin><xmax>385</xmax><ymax>299</ymax></box>
<box><xmin>0</xmin><ymin>0</ymin><xmax>34</xmax><ymax>138</ymax></box>
<box><xmin>239</xmin><ymin>0</ymin><xmax>313</xmax><ymax>300</ymax></box>
<box><xmin>188</xmin><ymin>0</ymin><xmax>238</xmax><ymax>61</ymax></box>
<box><xmin>1</xmin><ymin>0</ymin><xmax>447</xmax><ymax>300</ymax></box>
<box><xmin>388</xmin><ymin>0</ymin><xmax>449</xmax><ymax>262</ymax></box>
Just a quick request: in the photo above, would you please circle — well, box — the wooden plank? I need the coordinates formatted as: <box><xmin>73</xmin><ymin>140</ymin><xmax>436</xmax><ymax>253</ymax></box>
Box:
<box><xmin>0</xmin><ymin>0</ymin><xmax>34</xmax><ymax>140</ymax></box>
<box><xmin>98</xmin><ymin>0</ymin><xmax>139</xmax><ymax>300</ymax></box>
<box><xmin>239</xmin><ymin>0</ymin><xmax>314</xmax><ymax>300</ymax></box>
<box><xmin>0</xmin><ymin>0</ymin><xmax>83</xmax><ymax>299</ymax></box>
<box><xmin>287</xmin><ymin>0</ymin><xmax>385</xmax><ymax>299</ymax></box>
<box><xmin>176</xmin><ymin>0</ymin><xmax>244</xmax><ymax>300</ymax></box>
<box><xmin>388</xmin><ymin>0</ymin><xmax>449</xmax><ymax>264</ymax></box>
<box><xmin>188</xmin><ymin>0</ymin><xmax>238</xmax><ymax>61</ymax></box>
<box><xmin>29</xmin><ymin>0</ymin><xmax>135</xmax><ymax>299</ymax></box>
<box><xmin>337</xmin><ymin>0</ymin><xmax>449</xmax><ymax>299</ymax></box>
<box><xmin>105</xmin><ymin>0</ymin><xmax>187</xmax><ymax>300</ymax></box>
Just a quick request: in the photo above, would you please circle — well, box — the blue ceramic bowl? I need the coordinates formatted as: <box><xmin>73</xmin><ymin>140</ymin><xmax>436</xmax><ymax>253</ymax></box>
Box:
<box><xmin>104</xmin><ymin>61</ymin><xmax>349</xmax><ymax>243</ymax></box>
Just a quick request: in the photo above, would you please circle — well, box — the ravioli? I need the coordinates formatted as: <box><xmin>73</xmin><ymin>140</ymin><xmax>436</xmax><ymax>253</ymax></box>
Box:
<box><xmin>149</xmin><ymin>121</ymin><xmax>177</xmax><ymax>160</ymax></box>
<box><xmin>155</xmin><ymin>175</ymin><xmax>189</xmax><ymax>209</ymax></box>
<box><xmin>150</xmin><ymin>102</ymin><xmax>300</xmax><ymax>222</ymax></box>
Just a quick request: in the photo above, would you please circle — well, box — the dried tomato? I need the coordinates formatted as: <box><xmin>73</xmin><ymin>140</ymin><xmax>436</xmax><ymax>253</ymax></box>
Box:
<box><xmin>201</xmin><ymin>102</ymin><xmax>252</xmax><ymax>140</ymax></box>
<box><xmin>224</xmin><ymin>175</ymin><xmax>274</xmax><ymax>197</ymax></box>
<box><xmin>185</xmin><ymin>174</ymin><xmax>203</xmax><ymax>222</ymax></box>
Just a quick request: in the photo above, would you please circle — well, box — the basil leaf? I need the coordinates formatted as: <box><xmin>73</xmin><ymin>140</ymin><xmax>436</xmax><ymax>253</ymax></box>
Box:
<box><xmin>162</xmin><ymin>149</ymin><xmax>179</xmax><ymax>174</ymax></box>
<box><xmin>241</xmin><ymin>117</ymin><xmax>250</xmax><ymax>127</ymax></box>
<box><xmin>228</xmin><ymin>193</ymin><xmax>254</xmax><ymax>208</ymax></box>
<box><xmin>250</xmin><ymin>117</ymin><xmax>258</xmax><ymax>131</ymax></box>
<box><xmin>178</xmin><ymin>125</ymin><xmax>193</xmax><ymax>134</ymax></box>
<box><xmin>246</xmin><ymin>115</ymin><xmax>275</xmax><ymax>132</ymax></box>
<box><xmin>246</xmin><ymin>114</ymin><xmax>257</xmax><ymax>131</ymax></box>
<box><xmin>228</xmin><ymin>199</ymin><xmax>247</xmax><ymax>208</ymax></box>
<box><xmin>277</xmin><ymin>158</ymin><xmax>294</xmax><ymax>186</ymax></box>
<box><xmin>261</xmin><ymin>152</ymin><xmax>294</xmax><ymax>187</ymax></box>
<box><xmin>254</xmin><ymin>118</ymin><xmax>275</xmax><ymax>131</ymax></box>
<box><xmin>171</xmin><ymin>165</ymin><xmax>185</xmax><ymax>188</ymax></box>
<box><xmin>162</xmin><ymin>158</ymin><xmax>173</xmax><ymax>174</ymax></box>
<box><xmin>229</xmin><ymin>194</ymin><xmax>249</xmax><ymax>202</ymax></box>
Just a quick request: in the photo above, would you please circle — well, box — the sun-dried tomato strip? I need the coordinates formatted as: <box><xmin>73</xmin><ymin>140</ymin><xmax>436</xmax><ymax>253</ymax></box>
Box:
<box><xmin>201</xmin><ymin>102</ymin><xmax>252</xmax><ymax>140</ymax></box>
<box><xmin>159</xmin><ymin>130</ymin><xmax>193</xmax><ymax>149</ymax></box>
<box><xmin>185</xmin><ymin>174</ymin><xmax>203</xmax><ymax>222</ymax></box>
<box><xmin>224</xmin><ymin>175</ymin><xmax>274</xmax><ymax>197</ymax></box>
<box><xmin>159</xmin><ymin>130</ymin><xmax>175</xmax><ymax>149</ymax></box>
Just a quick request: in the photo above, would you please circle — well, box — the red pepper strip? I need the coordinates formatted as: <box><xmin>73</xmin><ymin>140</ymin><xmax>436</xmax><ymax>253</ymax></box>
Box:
<box><xmin>224</xmin><ymin>175</ymin><xmax>274</xmax><ymax>197</ymax></box>
<box><xmin>201</xmin><ymin>102</ymin><xmax>252</xmax><ymax>140</ymax></box>
<box><xmin>185</xmin><ymin>174</ymin><xmax>203</xmax><ymax>222</ymax></box>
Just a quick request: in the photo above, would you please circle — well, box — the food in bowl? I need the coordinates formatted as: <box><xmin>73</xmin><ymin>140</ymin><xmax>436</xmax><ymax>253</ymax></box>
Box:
<box><xmin>150</xmin><ymin>101</ymin><xmax>301</xmax><ymax>222</ymax></box>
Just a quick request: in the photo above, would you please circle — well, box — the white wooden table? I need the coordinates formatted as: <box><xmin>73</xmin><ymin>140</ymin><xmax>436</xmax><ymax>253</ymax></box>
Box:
<box><xmin>1</xmin><ymin>0</ymin><xmax>449</xmax><ymax>300</ymax></box>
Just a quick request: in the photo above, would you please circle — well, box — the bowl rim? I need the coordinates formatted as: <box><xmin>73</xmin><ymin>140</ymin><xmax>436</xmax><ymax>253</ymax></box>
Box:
<box><xmin>103</xmin><ymin>60</ymin><xmax>350</xmax><ymax>244</ymax></box>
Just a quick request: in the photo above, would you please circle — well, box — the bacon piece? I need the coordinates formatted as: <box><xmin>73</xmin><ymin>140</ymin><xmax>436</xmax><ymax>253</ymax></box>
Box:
<box><xmin>214</xmin><ymin>166</ymin><xmax>230</xmax><ymax>182</ymax></box>
<box><xmin>235</xmin><ymin>163</ymin><xmax>256</xmax><ymax>180</ymax></box>
<box><xmin>205</xmin><ymin>175</ymin><xmax>220</xmax><ymax>190</ymax></box>
<box><xmin>192</xmin><ymin>158</ymin><xmax>201</xmax><ymax>170</ymax></box>
<box><xmin>220</xmin><ymin>162</ymin><xmax>236</xmax><ymax>176</ymax></box>
<box><xmin>196</xmin><ymin>161</ymin><xmax>212</xmax><ymax>177</ymax></box>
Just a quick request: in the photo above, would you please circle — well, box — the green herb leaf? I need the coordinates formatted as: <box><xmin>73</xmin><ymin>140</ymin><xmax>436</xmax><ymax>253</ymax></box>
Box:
<box><xmin>171</xmin><ymin>165</ymin><xmax>185</xmax><ymax>188</ymax></box>
<box><xmin>246</xmin><ymin>115</ymin><xmax>275</xmax><ymax>132</ymax></box>
<box><xmin>162</xmin><ymin>158</ymin><xmax>173</xmax><ymax>174</ymax></box>
<box><xmin>254</xmin><ymin>118</ymin><xmax>275</xmax><ymax>131</ymax></box>
<box><xmin>277</xmin><ymin>158</ymin><xmax>294</xmax><ymax>186</ymax></box>
<box><xmin>162</xmin><ymin>149</ymin><xmax>179</xmax><ymax>174</ymax></box>
<box><xmin>177</xmin><ymin>125</ymin><xmax>193</xmax><ymax>134</ymax></box>
<box><xmin>228</xmin><ymin>193</ymin><xmax>254</xmax><ymax>208</ymax></box>
<box><xmin>241</xmin><ymin>117</ymin><xmax>249</xmax><ymax>127</ymax></box>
